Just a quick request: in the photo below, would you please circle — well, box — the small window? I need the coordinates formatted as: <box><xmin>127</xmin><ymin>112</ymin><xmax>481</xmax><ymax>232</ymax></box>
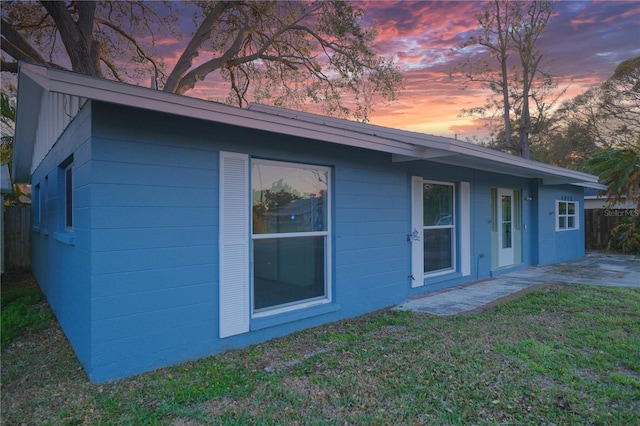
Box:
<box><xmin>556</xmin><ymin>200</ymin><xmax>578</xmax><ymax>231</ymax></box>
<box><xmin>64</xmin><ymin>163</ymin><xmax>73</xmax><ymax>230</ymax></box>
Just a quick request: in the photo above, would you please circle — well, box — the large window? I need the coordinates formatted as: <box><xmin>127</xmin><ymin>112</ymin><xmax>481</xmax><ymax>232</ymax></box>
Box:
<box><xmin>423</xmin><ymin>181</ymin><xmax>455</xmax><ymax>274</ymax></box>
<box><xmin>251</xmin><ymin>159</ymin><xmax>330</xmax><ymax>314</ymax></box>
<box><xmin>556</xmin><ymin>200</ymin><xmax>578</xmax><ymax>231</ymax></box>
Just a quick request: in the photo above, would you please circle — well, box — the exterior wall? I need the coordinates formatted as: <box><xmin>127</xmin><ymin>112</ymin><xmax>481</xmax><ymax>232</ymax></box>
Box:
<box><xmin>405</xmin><ymin>162</ymin><xmax>537</xmax><ymax>293</ymax></box>
<box><xmin>32</xmin><ymin>101</ymin><xmax>588</xmax><ymax>383</ymax></box>
<box><xmin>87</xmin><ymin>102</ymin><xmax>409</xmax><ymax>382</ymax></box>
<box><xmin>30</xmin><ymin>102</ymin><xmax>93</xmax><ymax>369</ymax></box>
<box><xmin>534</xmin><ymin>182</ymin><xmax>585</xmax><ymax>265</ymax></box>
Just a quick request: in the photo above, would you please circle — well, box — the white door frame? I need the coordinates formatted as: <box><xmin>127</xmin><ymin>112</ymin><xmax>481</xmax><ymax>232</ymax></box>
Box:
<box><xmin>497</xmin><ymin>188</ymin><xmax>515</xmax><ymax>268</ymax></box>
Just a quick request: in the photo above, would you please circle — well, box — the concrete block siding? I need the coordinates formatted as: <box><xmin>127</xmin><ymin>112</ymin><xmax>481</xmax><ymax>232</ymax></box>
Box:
<box><xmin>30</xmin><ymin>100</ymin><xmax>585</xmax><ymax>382</ymax></box>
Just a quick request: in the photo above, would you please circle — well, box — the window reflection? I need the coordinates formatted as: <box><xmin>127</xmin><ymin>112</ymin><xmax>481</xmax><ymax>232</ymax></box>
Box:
<box><xmin>252</xmin><ymin>163</ymin><xmax>328</xmax><ymax>234</ymax></box>
<box><xmin>422</xmin><ymin>181</ymin><xmax>455</xmax><ymax>274</ymax></box>
<box><xmin>251</xmin><ymin>160</ymin><xmax>330</xmax><ymax>313</ymax></box>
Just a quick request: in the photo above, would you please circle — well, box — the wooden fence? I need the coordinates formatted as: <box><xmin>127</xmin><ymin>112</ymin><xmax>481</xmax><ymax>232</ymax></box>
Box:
<box><xmin>584</xmin><ymin>208</ymin><xmax>632</xmax><ymax>251</ymax></box>
<box><xmin>3</xmin><ymin>206</ymin><xmax>31</xmax><ymax>270</ymax></box>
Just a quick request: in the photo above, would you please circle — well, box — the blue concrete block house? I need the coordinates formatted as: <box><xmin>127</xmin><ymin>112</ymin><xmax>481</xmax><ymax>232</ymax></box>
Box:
<box><xmin>13</xmin><ymin>63</ymin><xmax>602</xmax><ymax>383</ymax></box>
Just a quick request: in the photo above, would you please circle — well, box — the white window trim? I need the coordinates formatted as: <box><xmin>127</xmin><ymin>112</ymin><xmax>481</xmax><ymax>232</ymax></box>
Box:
<box><xmin>64</xmin><ymin>163</ymin><xmax>74</xmax><ymax>231</ymax></box>
<box><xmin>251</xmin><ymin>158</ymin><xmax>332</xmax><ymax>318</ymax></box>
<box><xmin>423</xmin><ymin>180</ymin><xmax>456</xmax><ymax>278</ymax></box>
<box><xmin>555</xmin><ymin>200</ymin><xmax>579</xmax><ymax>231</ymax></box>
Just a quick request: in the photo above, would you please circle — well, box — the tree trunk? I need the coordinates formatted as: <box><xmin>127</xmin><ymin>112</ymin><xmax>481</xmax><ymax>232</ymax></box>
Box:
<box><xmin>41</xmin><ymin>1</ymin><xmax>101</xmax><ymax>77</ymax></box>
<box><xmin>501</xmin><ymin>58</ymin><xmax>514</xmax><ymax>149</ymax></box>
<box><xmin>495</xmin><ymin>0</ymin><xmax>514</xmax><ymax>149</ymax></box>
<box><xmin>520</xmin><ymin>67</ymin><xmax>531</xmax><ymax>158</ymax></box>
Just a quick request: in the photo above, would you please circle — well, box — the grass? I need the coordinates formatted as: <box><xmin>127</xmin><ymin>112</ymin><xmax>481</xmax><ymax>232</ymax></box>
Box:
<box><xmin>1</xmin><ymin>276</ymin><xmax>639</xmax><ymax>425</ymax></box>
<box><xmin>1</xmin><ymin>274</ymin><xmax>52</xmax><ymax>349</ymax></box>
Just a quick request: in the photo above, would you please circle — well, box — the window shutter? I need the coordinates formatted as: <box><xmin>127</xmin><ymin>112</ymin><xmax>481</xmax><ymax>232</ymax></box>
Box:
<box><xmin>411</xmin><ymin>176</ymin><xmax>424</xmax><ymax>287</ymax></box>
<box><xmin>490</xmin><ymin>188</ymin><xmax>497</xmax><ymax>232</ymax></box>
<box><xmin>513</xmin><ymin>190</ymin><xmax>522</xmax><ymax>230</ymax></box>
<box><xmin>219</xmin><ymin>152</ymin><xmax>250</xmax><ymax>338</ymax></box>
<box><xmin>460</xmin><ymin>182</ymin><xmax>471</xmax><ymax>276</ymax></box>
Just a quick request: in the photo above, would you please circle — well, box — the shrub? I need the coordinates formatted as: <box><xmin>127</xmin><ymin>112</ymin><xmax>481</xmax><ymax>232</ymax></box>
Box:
<box><xmin>608</xmin><ymin>218</ymin><xmax>640</xmax><ymax>254</ymax></box>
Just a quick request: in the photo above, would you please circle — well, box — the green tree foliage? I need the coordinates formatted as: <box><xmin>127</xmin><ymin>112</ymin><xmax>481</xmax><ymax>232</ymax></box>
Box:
<box><xmin>0</xmin><ymin>91</ymin><xmax>28</xmax><ymax>205</ymax></box>
<box><xmin>532</xmin><ymin>117</ymin><xmax>599</xmax><ymax>169</ymax></box>
<box><xmin>1</xmin><ymin>92</ymin><xmax>15</xmax><ymax>169</ymax></box>
<box><xmin>607</xmin><ymin>220</ymin><xmax>640</xmax><ymax>254</ymax></box>
<box><xmin>1</xmin><ymin>1</ymin><xmax>402</xmax><ymax>121</ymax></box>
<box><xmin>536</xmin><ymin>57</ymin><xmax>639</xmax><ymax>168</ymax></box>
<box><xmin>581</xmin><ymin>141</ymin><xmax>640</xmax><ymax>210</ymax></box>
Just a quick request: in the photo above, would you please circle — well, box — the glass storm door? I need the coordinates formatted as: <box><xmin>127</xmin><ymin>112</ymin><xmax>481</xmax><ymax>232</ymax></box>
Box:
<box><xmin>497</xmin><ymin>188</ymin><xmax>515</xmax><ymax>267</ymax></box>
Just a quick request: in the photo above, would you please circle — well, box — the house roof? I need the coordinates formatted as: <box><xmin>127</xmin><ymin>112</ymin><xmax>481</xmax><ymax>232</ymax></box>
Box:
<box><xmin>14</xmin><ymin>62</ymin><xmax>603</xmax><ymax>189</ymax></box>
<box><xmin>584</xmin><ymin>187</ymin><xmax>604</xmax><ymax>199</ymax></box>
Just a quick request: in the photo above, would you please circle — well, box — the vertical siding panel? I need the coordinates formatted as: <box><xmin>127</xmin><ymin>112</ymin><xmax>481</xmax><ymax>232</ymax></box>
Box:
<box><xmin>219</xmin><ymin>151</ymin><xmax>250</xmax><ymax>338</ymax></box>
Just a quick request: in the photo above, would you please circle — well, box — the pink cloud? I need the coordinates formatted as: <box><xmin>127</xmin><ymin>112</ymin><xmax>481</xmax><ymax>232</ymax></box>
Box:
<box><xmin>114</xmin><ymin>0</ymin><xmax>637</xmax><ymax>141</ymax></box>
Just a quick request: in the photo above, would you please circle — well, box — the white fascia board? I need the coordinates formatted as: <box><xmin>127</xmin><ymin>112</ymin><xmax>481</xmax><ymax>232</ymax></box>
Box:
<box><xmin>569</xmin><ymin>181</ymin><xmax>607</xmax><ymax>190</ymax></box>
<box><xmin>19</xmin><ymin>64</ymin><xmax>417</xmax><ymax>158</ymax></box>
<box><xmin>443</xmin><ymin>139</ymin><xmax>600</xmax><ymax>186</ymax></box>
<box><xmin>16</xmin><ymin>64</ymin><xmax>602</xmax><ymax>188</ymax></box>
<box><xmin>249</xmin><ymin>102</ymin><xmax>452</xmax><ymax>151</ymax></box>
<box><xmin>249</xmin><ymin>103</ymin><xmax>601</xmax><ymax>187</ymax></box>
<box><xmin>391</xmin><ymin>147</ymin><xmax>454</xmax><ymax>162</ymax></box>
<box><xmin>13</xmin><ymin>68</ymin><xmax>44</xmax><ymax>183</ymax></box>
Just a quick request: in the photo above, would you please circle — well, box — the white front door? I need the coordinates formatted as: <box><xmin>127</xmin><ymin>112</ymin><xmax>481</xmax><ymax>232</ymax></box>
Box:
<box><xmin>497</xmin><ymin>188</ymin><xmax>515</xmax><ymax>267</ymax></box>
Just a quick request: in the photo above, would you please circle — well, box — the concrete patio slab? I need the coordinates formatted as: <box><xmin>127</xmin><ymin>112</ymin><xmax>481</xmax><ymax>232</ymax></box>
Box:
<box><xmin>396</xmin><ymin>253</ymin><xmax>640</xmax><ymax>316</ymax></box>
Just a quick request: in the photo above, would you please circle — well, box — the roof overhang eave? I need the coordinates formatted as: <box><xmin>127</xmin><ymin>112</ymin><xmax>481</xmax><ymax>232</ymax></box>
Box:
<box><xmin>14</xmin><ymin>63</ymin><xmax>603</xmax><ymax>190</ymax></box>
<box><xmin>571</xmin><ymin>181</ymin><xmax>607</xmax><ymax>190</ymax></box>
<box><xmin>393</xmin><ymin>148</ymin><xmax>602</xmax><ymax>189</ymax></box>
<box><xmin>14</xmin><ymin>64</ymin><xmax>418</xmax><ymax>180</ymax></box>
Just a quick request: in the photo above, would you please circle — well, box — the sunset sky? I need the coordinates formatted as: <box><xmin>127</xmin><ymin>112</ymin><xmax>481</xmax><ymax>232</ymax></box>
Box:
<box><xmin>6</xmin><ymin>1</ymin><xmax>636</xmax><ymax>141</ymax></box>
<box><xmin>359</xmin><ymin>0</ymin><xmax>640</xmax><ymax>139</ymax></box>
<box><xmin>179</xmin><ymin>0</ymin><xmax>639</xmax><ymax>141</ymax></box>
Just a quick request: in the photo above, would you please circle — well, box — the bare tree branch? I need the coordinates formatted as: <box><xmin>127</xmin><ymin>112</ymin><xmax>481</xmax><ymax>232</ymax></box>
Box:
<box><xmin>95</xmin><ymin>17</ymin><xmax>163</xmax><ymax>83</ymax></box>
<box><xmin>99</xmin><ymin>55</ymin><xmax>125</xmax><ymax>82</ymax></box>
<box><xmin>1</xmin><ymin>60</ymin><xmax>18</xmax><ymax>74</ymax></box>
<box><xmin>163</xmin><ymin>1</ymin><xmax>231</xmax><ymax>93</ymax></box>
<box><xmin>3</xmin><ymin>0</ymin><xmax>402</xmax><ymax>121</ymax></box>
<box><xmin>1</xmin><ymin>17</ymin><xmax>50</xmax><ymax>65</ymax></box>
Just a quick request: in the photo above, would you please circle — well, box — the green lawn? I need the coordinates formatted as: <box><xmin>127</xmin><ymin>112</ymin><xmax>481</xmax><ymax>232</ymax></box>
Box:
<box><xmin>1</xmin><ymin>283</ymin><xmax>52</xmax><ymax>348</ymax></box>
<box><xmin>1</xmin><ymin>281</ymin><xmax>639</xmax><ymax>425</ymax></box>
